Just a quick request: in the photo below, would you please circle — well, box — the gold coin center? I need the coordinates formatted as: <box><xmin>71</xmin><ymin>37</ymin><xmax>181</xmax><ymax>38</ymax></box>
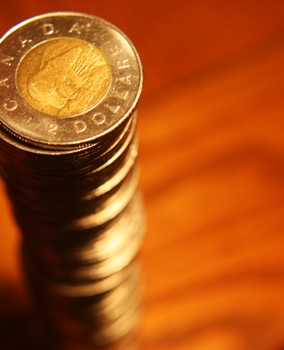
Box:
<box><xmin>16</xmin><ymin>38</ymin><xmax>111</xmax><ymax>117</ymax></box>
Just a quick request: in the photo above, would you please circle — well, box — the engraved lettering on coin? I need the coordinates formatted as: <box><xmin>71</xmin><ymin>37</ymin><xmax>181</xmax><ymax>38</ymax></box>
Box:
<box><xmin>114</xmin><ymin>90</ymin><xmax>129</xmax><ymax>100</ymax></box>
<box><xmin>4</xmin><ymin>99</ymin><xmax>17</xmax><ymax>111</ymax></box>
<box><xmin>68</xmin><ymin>22</ymin><xmax>91</xmax><ymax>35</ymax></box>
<box><xmin>69</xmin><ymin>22</ymin><xmax>82</xmax><ymax>34</ymax></box>
<box><xmin>105</xmin><ymin>103</ymin><xmax>120</xmax><ymax>114</ymax></box>
<box><xmin>73</xmin><ymin>120</ymin><xmax>87</xmax><ymax>133</ymax></box>
<box><xmin>43</xmin><ymin>23</ymin><xmax>54</xmax><ymax>35</ymax></box>
<box><xmin>116</xmin><ymin>75</ymin><xmax>131</xmax><ymax>85</ymax></box>
<box><xmin>0</xmin><ymin>78</ymin><xmax>9</xmax><ymax>88</ymax></box>
<box><xmin>0</xmin><ymin>55</ymin><xmax>14</xmax><ymax>66</ymax></box>
<box><xmin>117</xmin><ymin>58</ymin><xmax>130</xmax><ymax>69</ymax></box>
<box><xmin>92</xmin><ymin>112</ymin><xmax>105</xmax><ymax>125</ymax></box>
<box><xmin>48</xmin><ymin>123</ymin><xmax>58</xmax><ymax>134</ymax></box>
<box><xmin>16</xmin><ymin>37</ymin><xmax>111</xmax><ymax>117</ymax></box>
<box><xmin>19</xmin><ymin>36</ymin><xmax>32</xmax><ymax>48</ymax></box>
<box><xmin>108</xmin><ymin>45</ymin><xmax>121</xmax><ymax>55</ymax></box>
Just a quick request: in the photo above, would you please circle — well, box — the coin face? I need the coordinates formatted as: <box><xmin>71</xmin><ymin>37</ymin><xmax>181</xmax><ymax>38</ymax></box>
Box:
<box><xmin>17</xmin><ymin>37</ymin><xmax>111</xmax><ymax>117</ymax></box>
<box><xmin>0</xmin><ymin>12</ymin><xmax>143</xmax><ymax>148</ymax></box>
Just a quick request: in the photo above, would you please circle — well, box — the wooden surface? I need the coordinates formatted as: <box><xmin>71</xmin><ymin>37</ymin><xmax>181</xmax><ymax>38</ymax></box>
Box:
<box><xmin>0</xmin><ymin>1</ymin><xmax>284</xmax><ymax>349</ymax></box>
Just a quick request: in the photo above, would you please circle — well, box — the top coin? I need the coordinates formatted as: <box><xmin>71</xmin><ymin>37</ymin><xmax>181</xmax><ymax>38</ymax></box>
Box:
<box><xmin>0</xmin><ymin>12</ymin><xmax>143</xmax><ymax>148</ymax></box>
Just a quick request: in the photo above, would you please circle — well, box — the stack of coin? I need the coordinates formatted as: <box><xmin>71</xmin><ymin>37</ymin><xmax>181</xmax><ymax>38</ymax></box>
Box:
<box><xmin>0</xmin><ymin>12</ymin><xmax>145</xmax><ymax>350</ymax></box>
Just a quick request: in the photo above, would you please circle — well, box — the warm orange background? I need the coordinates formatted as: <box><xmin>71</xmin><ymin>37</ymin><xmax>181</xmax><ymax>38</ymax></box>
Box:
<box><xmin>0</xmin><ymin>1</ymin><xmax>284</xmax><ymax>349</ymax></box>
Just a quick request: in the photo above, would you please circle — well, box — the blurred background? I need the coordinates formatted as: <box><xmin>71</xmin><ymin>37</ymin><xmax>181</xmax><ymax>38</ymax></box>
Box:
<box><xmin>0</xmin><ymin>1</ymin><xmax>284</xmax><ymax>349</ymax></box>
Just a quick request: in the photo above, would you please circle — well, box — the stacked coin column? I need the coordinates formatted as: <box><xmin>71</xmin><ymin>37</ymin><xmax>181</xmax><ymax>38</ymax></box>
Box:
<box><xmin>0</xmin><ymin>13</ymin><xmax>145</xmax><ymax>350</ymax></box>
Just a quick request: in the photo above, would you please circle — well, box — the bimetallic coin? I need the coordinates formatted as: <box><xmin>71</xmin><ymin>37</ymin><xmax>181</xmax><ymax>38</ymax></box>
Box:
<box><xmin>0</xmin><ymin>12</ymin><xmax>143</xmax><ymax>148</ymax></box>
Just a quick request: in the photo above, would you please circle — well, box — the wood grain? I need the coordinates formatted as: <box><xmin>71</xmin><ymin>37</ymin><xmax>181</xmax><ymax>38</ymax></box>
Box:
<box><xmin>138</xmin><ymin>33</ymin><xmax>284</xmax><ymax>350</ymax></box>
<box><xmin>0</xmin><ymin>1</ymin><xmax>284</xmax><ymax>349</ymax></box>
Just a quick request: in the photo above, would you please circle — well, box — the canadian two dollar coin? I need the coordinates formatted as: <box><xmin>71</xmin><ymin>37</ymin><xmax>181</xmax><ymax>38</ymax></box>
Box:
<box><xmin>0</xmin><ymin>12</ymin><xmax>143</xmax><ymax>148</ymax></box>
